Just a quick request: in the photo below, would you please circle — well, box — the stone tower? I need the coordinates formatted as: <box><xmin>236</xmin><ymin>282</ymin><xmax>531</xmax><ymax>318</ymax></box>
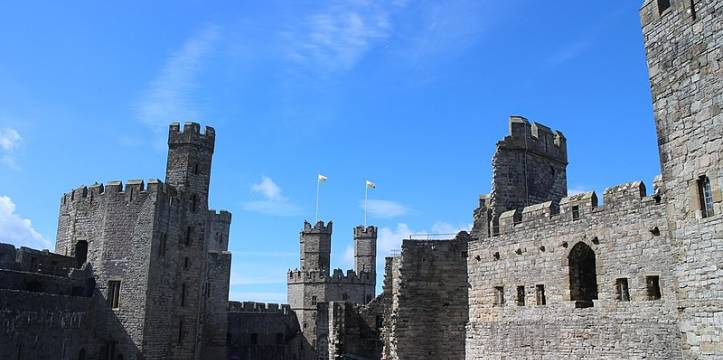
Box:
<box><xmin>473</xmin><ymin>116</ymin><xmax>568</xmax><ymax>237</ymax></box>
<box><xmin>165</xmin><ymin>123</ymin><xmax>216</xmax><ymax>358</ymax></box>
<box><xmin>354</xmin><ymin>225</ymin><xmax>377</xmax><ymax>276</ymax></box>
<box><xmin>300</xmin><ymin>220</ymin><xmax>333</xmax><ymax>274</ymax></box>
<box><xmin>641</xmin><ymin>0</ymin><xmax>722</xmax><ymax>357</ymax></box>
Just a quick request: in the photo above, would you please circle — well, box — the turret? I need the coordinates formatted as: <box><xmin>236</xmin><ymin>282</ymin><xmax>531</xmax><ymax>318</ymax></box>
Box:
<box><xmin>299</xmin><ymin>221</ymin><xmax>332</xmax><ymax>275</ymax></box>
<box><xmin>165</xmin><ymin>122</ymin><xmax>215</xmax><ymax>202</ymax></box>
<box><xmin>354</xmin><ymin>225</ymin><xmax>377</xmax><ymax>275</ymax></box>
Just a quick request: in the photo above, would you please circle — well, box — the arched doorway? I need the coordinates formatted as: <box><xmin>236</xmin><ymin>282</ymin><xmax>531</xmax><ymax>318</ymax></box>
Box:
<box><xmin>568</xmin><ymin>242</ymin><xmax>598</xmax><ymax>308</ymax></box>
<box><xmin>74</xmin><ymin>241</ymin><xmax>88</xmax><ymax>268</ymax></box>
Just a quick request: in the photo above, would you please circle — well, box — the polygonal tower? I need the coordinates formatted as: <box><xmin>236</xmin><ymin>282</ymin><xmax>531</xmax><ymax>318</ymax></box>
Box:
<box><xmin>641</xmin><ymin>0</ymin><xmax>722</xmax><ymax>357</ymax></box>
<box><xmin>299</xmin><ymin>220</ymin><xmax>333</xmax><ymax>275</ymax></box>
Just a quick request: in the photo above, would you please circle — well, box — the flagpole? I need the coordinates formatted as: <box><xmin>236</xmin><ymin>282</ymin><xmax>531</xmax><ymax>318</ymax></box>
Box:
<box><xmin>315</xmin><ymin>177</ymin><xmax>320</xmax><ymax>222</ymax></box>
<box><xmin>364</xmin><ymin>182</ymin><xmax>368</xmax><ymax>227</ymax></box>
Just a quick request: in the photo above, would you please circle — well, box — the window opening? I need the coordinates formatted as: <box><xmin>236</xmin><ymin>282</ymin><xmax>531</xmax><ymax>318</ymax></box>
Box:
<box><xmin>698</xmin><ymin>176</ymin><xmax>715</xmax><ymax>218</ymax></box>
<box><xmin>516</xmin><ymin>286</ymin><xmax>525</xmax><ymax>306</ymax></box>
<box><xmin>646</xmin><ymin>276</ymin><xmax>662</xmax><ymax>300</ymax></box>
<box><xmin>536</xmin><ymin>285</ymin><xmax>546</xmax><ymax>305</ymax></box>
<box><xmin>107</xmin><ymin>281</ymin><xmax>121</xmax><ymax>309</ymax></box>
<box><xmin>494</xmin><ymin>286</ymin><xmax>504</xmax><ymax>306</ymax></box>
<box><xmin>569</xmin><ymin>242</ymin><xmax>598</xmax><ymax>308</ymax></box>
<box><xmin>615</xmin><ymin>278</ymin><xmax>630</xmax><ymax>301</ymax></box>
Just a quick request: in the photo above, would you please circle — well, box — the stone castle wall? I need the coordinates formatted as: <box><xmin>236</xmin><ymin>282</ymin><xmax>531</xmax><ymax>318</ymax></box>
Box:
<box><xmin>226</xmin><ymin>301</ymin><xmax>303</xmax><ymax>360</ymax></box>
<box><xmin>466</xmin><ymin>180</ymin><xmax>682</xmax><ymax>358</ymax></box>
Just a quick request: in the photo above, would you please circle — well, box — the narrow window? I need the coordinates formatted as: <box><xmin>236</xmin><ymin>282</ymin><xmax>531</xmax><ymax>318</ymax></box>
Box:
<box><xmin>536</xmin><ymin>285</ymin><xmax>546</xmax><ymax>305</ymax></box>
<box><xmin>516</xmin><ymin>286</ymin><xmax>525</xmax><ymax>306</ymax></box>
<box><xmin>107</xmin><ymin>281</ymin><xmax>121</xmax><ymax>309</ymax></box>
<box><xmin>572</xmin><ymin>205</ymin><xmax>580</xmax><ymax>221</ymax></box>
<box><xmin>342</xmin><ymin>293</ymin><xmax>348</xmax><ymax>301</ymax></box>
<box><xmin>250</xmin><ymin>333</ymin><xmax>258</xmax><ymax>345</ymax></box>
<box><xmin>311</xmin><ymin>296</ymin><xmax>317</xmax><ymax>305</ymax></box>
<box><xmin>689</xmin><ymin>0</ymin><xmax>697</xmax><ymax>20</ymax></box>
<box><xmin>177</xmin><ymin>319</ymin><xmax>184</xmax><ymax>344</ymax></box>
<box><xmin>698</xmin><ymin>176</ymin><xmax>715</xmax><ymax>218</ymax></box>
<box><xmin>657</xmin><ymin>0</ymin><xmax>671</xmax><ymax>14</ymax></box>
<box><xmin>375</xmin><ymin>315</ymin><xmax>383</xmax><ymax>329</ymax></box>
<box><xmin>206</xmin><ymin>282</ymin><xmax>212</xmax><ymax>298</ymax></box>
<box><xmin>646</xmin><ymin>276</ymin><xmax>662</xmax><ymax>300</ymax></box>
<box><xmin>184</xmin><ymin>257</ymin><xmax>189</xmax><ymax>270</ymax></box>
<box><xmin>185</xmin><ymin>226</ymin><xmax>192</xmax><ymax>246</ymax></box>
<box><xmin>159</xmin><ymin>233</ymin><xmax>167</xmax><ymax>258</ymax></box>
<box><xmin>193</xmin><ymin>163</ymin><xmax>199</xmax><ymax>175</ymax></box>
<box><xmin>276</xmin><ymin>333</ymin><xmax>284</xmax><ymax>345</ymax></box>
<box><xmin>191</xmin><ymin>194</ymin><xmax>198</xmax><ymax>213</ymax></box>
<box><xmin>615</xmin><ymin>278</ymin><xmax>630</xmax><ymax>301</ymax></box>
<box><xmin>181</xmin><ymin>283</ymin><xmax>186</xmax><ymax>307</ymax></box>
<box><xmin>494</xmin><ymin>286</ymin><xmax>505</xmax><ymax>306</ymax></box>
<box><xmin>78</xmin><ymin>348</ymin><xmax>86</xmax><ymax>360</ymax></box>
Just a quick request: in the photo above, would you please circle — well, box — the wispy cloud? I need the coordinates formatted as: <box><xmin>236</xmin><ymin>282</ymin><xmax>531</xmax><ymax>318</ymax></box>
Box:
<box><xmin>546</xmin><ymin>40</ymin><xmax>591</xmax><ymax>66</ymax></box>
<box><xmin>241</xmin><ymin>176</ymin><xmax>302</xmax><ymax>216</ymax></box>
<box><xmin>283</xmin><ymin>0</ymin><xmax>406</xmax><ymax>72</ymax></box>
<box><xmin>361</xmin><ymin>199</ymin><xmax>409</xmax><ymax>218</ymax></box>
<box><xmin>0</xmin><ymin>196</ymin><xmax>51</xmax><ymax>249</ymax></box>
<box><xmin>568</xmin><ymin>186</ymin><xmax>592</xmax><ymax>196</ymax></box>
<box><xmin>0</xmin><ymin>128</ymin><xmax>22</xmax><ymax>170</ymax></box>
<box><xmin>136</xmin><ymin>25</ymin><xmax>220</xmax><ymax>141</ymax></box>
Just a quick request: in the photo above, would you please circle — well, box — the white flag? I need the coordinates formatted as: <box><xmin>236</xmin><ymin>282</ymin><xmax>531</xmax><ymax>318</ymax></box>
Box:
<box><xmin>366</xmin><ymin>180</ymin><xmax>376</xmax><ymax>189</ymax></box>
<box><xmin>318</xmin><ymin>174</ymin><xmax>328</xmax><ymax>183</ymax></box>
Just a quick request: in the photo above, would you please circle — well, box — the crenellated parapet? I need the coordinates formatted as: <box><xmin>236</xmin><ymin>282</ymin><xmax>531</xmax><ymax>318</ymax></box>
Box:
<box><xmin>59</xmin><ymin>179</ymin><xmax>178</xmax><ymax>209</ymax></box>
<box><xmin>168</xmin><ymin>122</ymin><xmax>215</xmax><ymax>151</ymax></box>
<box><xmin>354</xmin><ymin>225</ymin><xmax>377</xmax><ymax>238</ymax></box>
<box><xmin>303</xmin><ymin>220</ymin><xmax>333</xmax><ymax>234</ymax></box>
<box><xmin>501</xmin><ymin>116</ymin><xmax>567</xmax><ymax>164</ymax></box>
<box><xmin>287</xmin><ymin>268</ymin><xmax>375</xmax><ymax>285</ymax></box>
<box><xmin>209</xmin><ymin>210</ymin><xmax>232</xmax><ymax>224</ymax></box>
<box><xmin>492</xmin><ymin>180</ymin><xmax>663</xmax><ymax>237</ymax></box>
<box><xmin>228</xmin><ymin>301</ymin><xmax>292</xmax><ymax>315</ymax></box>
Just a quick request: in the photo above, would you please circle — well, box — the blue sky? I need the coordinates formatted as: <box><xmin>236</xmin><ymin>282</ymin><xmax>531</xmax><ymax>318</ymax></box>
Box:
<box><xmin>0</xmin><ymin>1</ymin><xmax>660</xmax><ymax>303</ymax></box>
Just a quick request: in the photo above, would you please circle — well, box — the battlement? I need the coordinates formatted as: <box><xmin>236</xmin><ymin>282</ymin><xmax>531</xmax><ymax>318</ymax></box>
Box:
<box><xmin>209</xmin><ymin>209</ymin><xmax>232</xmax><ymax>223</ymax></box>
<box><xmin>501</xmin><ymin>116</ymin><xmax>567</xmax><ymax>163</ymax></box>
<box><xmin>302</xmin><ymin>220</ymin><xmax>333</xmax><ymax>234</ymax></box>
<box><xmin>228</xmin><ymin>301</ymin><xmax>292</xmax><ymax>315</ymax></box>
<box><xmin>168</xmin><ymin>122</ymin><xmax>215</xmax><ymax>151</ymax></box>
<box><xmin>354</xmin><ymin>225</ymin><xmax>377</xmax><ymax>238</ymax></box>
<box><xmin>493</xmin><ymin>180</ymin><xmax>662</xmax><ymax>237</ymax></box>
<box><xmin>287</xmin><ymin>268</ymin><xmax>375</xmax><ymax>285</ymax></box>
<box><xmin>60</xmin><ymin>179</ymin><xmax>178</xmax><ymax>206</ymax></box>
<box><xmin>0</xmin><ymin>242</ymin><xmax>78</xmax><ymax>277</ymax></box>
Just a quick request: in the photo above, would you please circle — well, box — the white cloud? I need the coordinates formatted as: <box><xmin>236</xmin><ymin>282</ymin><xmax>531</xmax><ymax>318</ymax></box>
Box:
<box><xmin>0</xmin><ymin>196</ymin><xmax>51</xmax><ymax>249</ymax></box>
<box><xmin>362</xmin><ymin>199</ymin><xmax>409</xmax><ymax>218</ymax></box>
<box><xmin>0</xmin><ymin>128</ymin><xmax>21</xmax><ymax>151</ymax></box>
<box><xmin>0</xmin><ymin>128</ymin><xmax>22</xmax><ymax>170</ymax></box>
<box><xmin>136</xmin><ymin>25</ymin><xmax>220</xmax><ymax>137</ymax></box>
<box><xmin>342</xmin><ymin>244</ymin><xmax>355</xmax><ymax>269</ymax></box>
<box><xmin>284</xmin><ymin>0</ymin><xmax>406</xmax><ymax>72</ymax></box>
<box><xmin>242</xmin><ymin>176</ymin><xmax>302</xmax><ymax>216</ymax></box>
<box><xmin>568</xmin><ymin>186</ymin><xmax>591</xmax><ymax>196</ymax></box>
<box><xmin>251</xmin><ymin>176</ymin><xmax>283</xmax><ymax>201</ymax></box>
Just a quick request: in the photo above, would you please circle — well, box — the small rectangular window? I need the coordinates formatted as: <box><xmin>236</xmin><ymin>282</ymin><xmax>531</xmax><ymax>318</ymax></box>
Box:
<box><xmin>572</xmin><ymin>205</ymin><xmax>580</xmax><ymax>221</ymax></box>
<box><xmin>646</xmin><ymin>276</ymin><xmax>662</xmax><ymax>300</ymax></box>
<box><xmin>516</xmin><ymin>286</ymin><xmax>525</xmax><ymax>306</ymax></box>
<box><xmin>184</xmin><ymin>257</ymin><xmax>190</xmax><ymax>270</ymax></box>
<box><xmin>615</xmin><ymin>278</ymin><xmax>630</xmax><ymax>301</ymax></box>
<box><xmin>178</xmin><ymin>318</ymin><xmax>184</xmax><ymax>344</ymax></box>
<box><xmin>250</xmin><ymin>333</ymin><xmax>258</xmax><ymax>345</ymax></box>
<box><xmin>159</xmin><ymin>233</ymin><xmax>167</xmax><ymax>258</ymax></box>
<box><xmin>107</xmin><ymin>281</ymin><xmax>121</xmax><ymax>309</ymax></box>
<box><xmin>311</xmin><ymin>296</ymin><xmax>317</xmax><ymax>305</ymax></box>
<box><xmin>191</xmin><ymin>194</ymin><xmax>198</xmax><ymax>213</ymax></box>
<box><xmin>657</xmin><ymin>0</ymin><xmax>671</xmax><ymax>15</ymax></box>
<box><xmin>698</xmin><ymin>176</ymin><xmax>715</xmax><ymax>218</ymax></box>
<box><xmin>535</xmin><ymin>285</ymin><xmax>546</xmax><ymax>305</ymax></box>
<box><xmin>181</xmin><ymin>283</ymin><xmax>186</xmax><ymax>307</ymax></box>
<box><xmin>185</xmin><ymin>226</ymin><xmax>192</xmax><ymax>246</ymax></box>
<box><xmin>494</xmin><ymin>286</ymin><xmax>504</xmax><ymax>306</ymax></box>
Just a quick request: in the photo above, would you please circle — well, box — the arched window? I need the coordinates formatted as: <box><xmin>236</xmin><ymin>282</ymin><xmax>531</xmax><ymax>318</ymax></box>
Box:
<box><xmin>74</xmin><ymin>241</ymin><xmax>88</xmax><ymax>268</ymax></box>
<box><xmin>568</xmin><ymin>242</ymin><xmax>598</xmax><ymax>308</ymax></box>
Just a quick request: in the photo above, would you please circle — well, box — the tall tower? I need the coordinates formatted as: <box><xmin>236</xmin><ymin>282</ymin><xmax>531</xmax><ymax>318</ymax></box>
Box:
<box><xmin>165</xmin><ymin>122</ymin><xmax>216</xmax><ymax>358</ymax></box>
<box><xmin>641</xmin><ymin>0</ymin><xmax>722</xmax><ymax>357</ymax></box>
<box><xmin>354</xmin><ymin>225</ymin><xmax>377</xmax><ymax>276</ymax></box>
<box><xmin>300</xmin><ymin>220</ymin><xmax>333</xmax><ymax>275</ymax></box>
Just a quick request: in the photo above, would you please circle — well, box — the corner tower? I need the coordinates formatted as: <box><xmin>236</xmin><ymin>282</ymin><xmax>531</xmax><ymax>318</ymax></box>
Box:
<box><xmin>354</xmin><ymin>225</ymin><xmax>377</xmax><ymax>276</ymax></box>
<box><xmin>166</xmin><ymin>122</ymin><xmax>215</xmax><ymax>197</ymax></box>
<box><xmin>641</xmin><ymin>0</ymin><xmax>722</xmax><ymax>357</ymax></box>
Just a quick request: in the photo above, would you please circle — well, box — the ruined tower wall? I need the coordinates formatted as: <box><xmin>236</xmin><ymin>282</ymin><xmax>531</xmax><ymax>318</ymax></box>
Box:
<box><xmin>385</xmin><ymin>235</ymin><xmax>469</xmax><ymax>360</ymax></box>
<box><xmin>466</xmin><ymin>180</ymin><xmax>682</xmax><ymax>358</ymax></box>
<box><xmin>202</xmin><ymin>210</ymin><xmax>233</xmax><ymax>358</ymax></box>
<box><xmin>641</xmin><ymin>0</ymin><xmax>723</xmax><ymax>357</ymax></box>
<box><xmin>489</xmin><ymin>116</ymin><xmax>567</xmax><ymax>221</ymax></box>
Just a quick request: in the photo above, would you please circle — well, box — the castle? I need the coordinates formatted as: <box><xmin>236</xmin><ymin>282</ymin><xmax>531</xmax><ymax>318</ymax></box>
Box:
<box><xmin>0</xmin><ymin>1</ymin><xmax>721</xmax><ymax>359</ymax></box>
